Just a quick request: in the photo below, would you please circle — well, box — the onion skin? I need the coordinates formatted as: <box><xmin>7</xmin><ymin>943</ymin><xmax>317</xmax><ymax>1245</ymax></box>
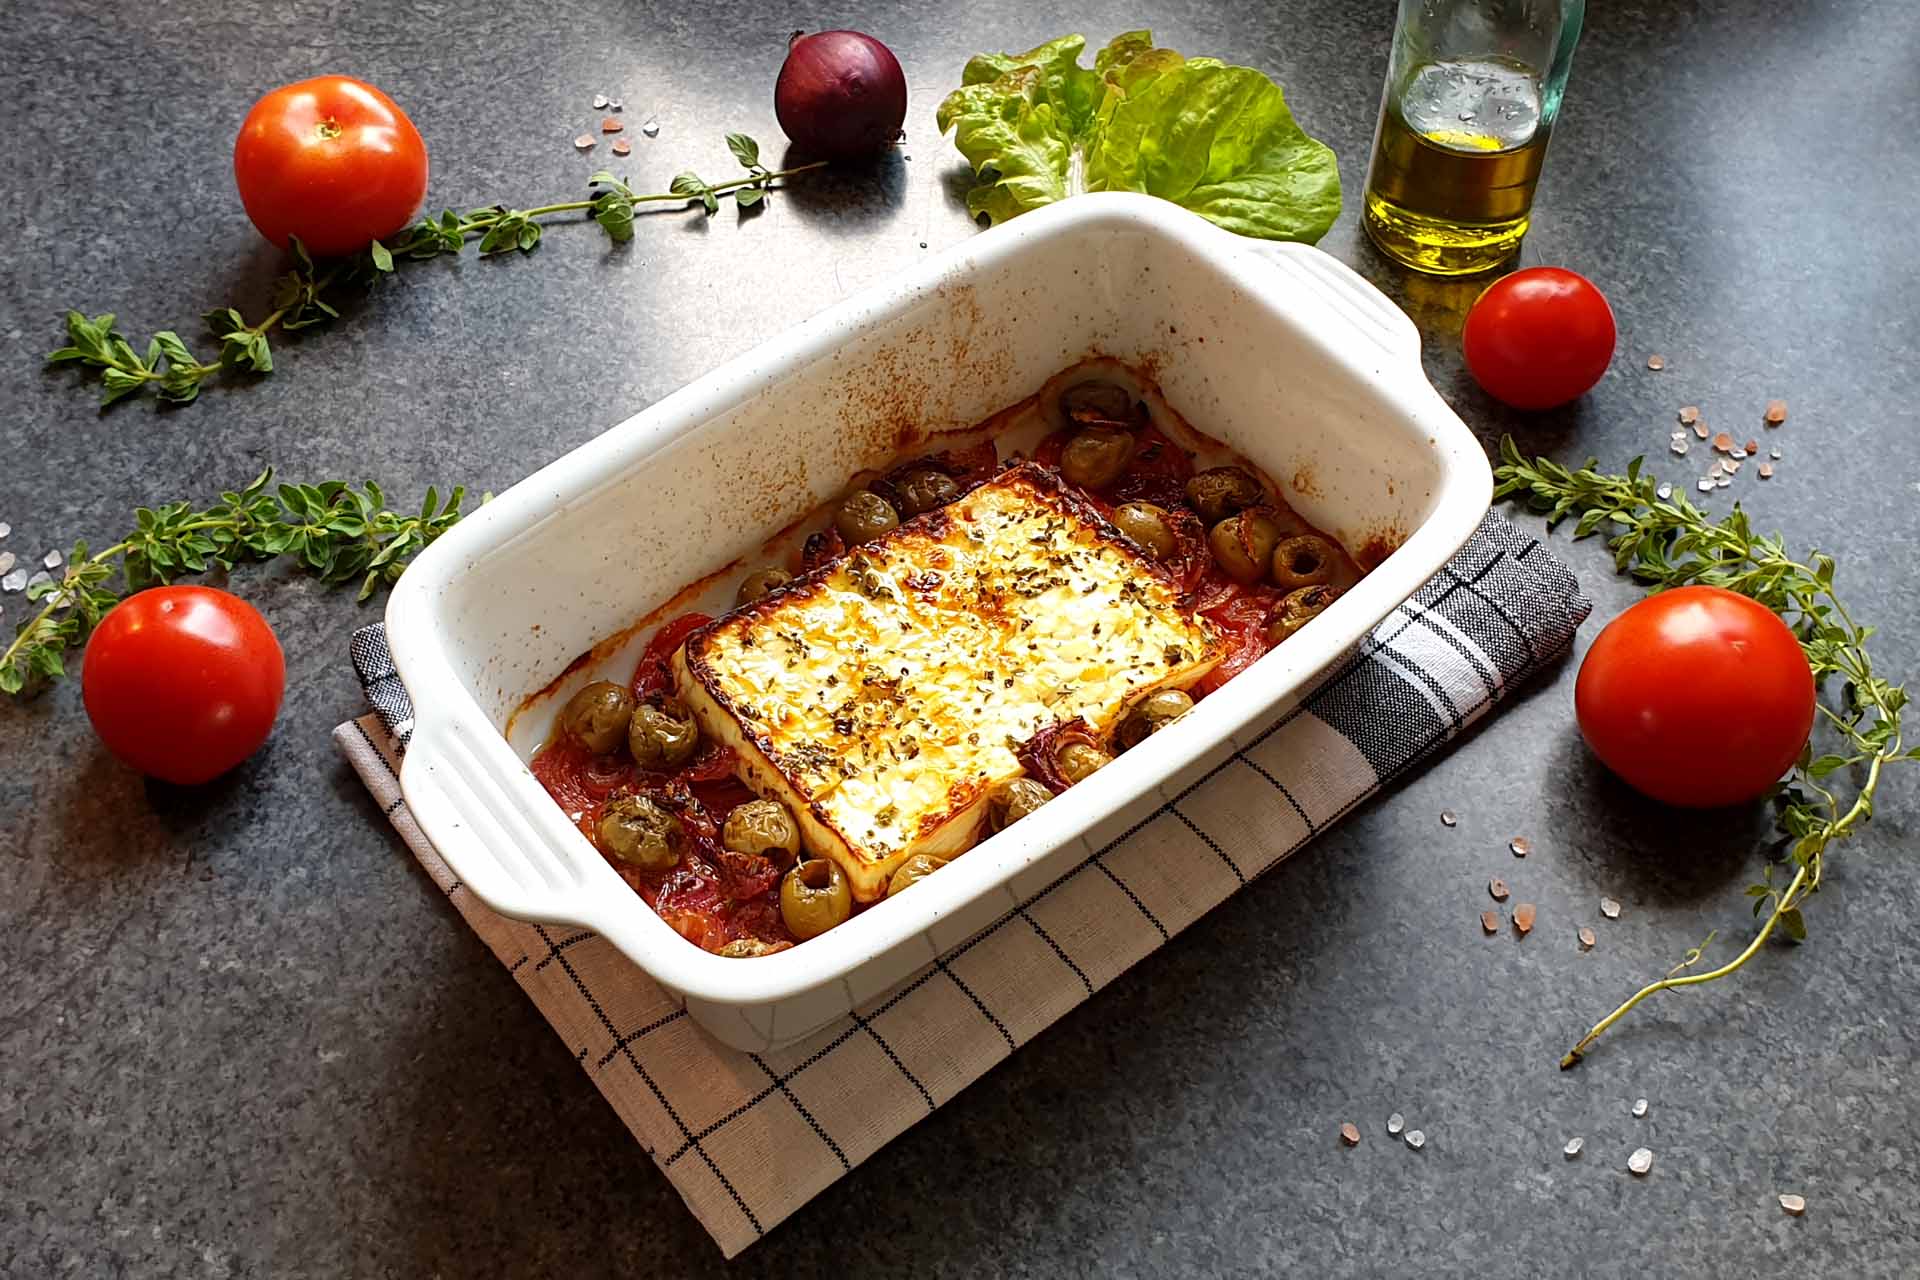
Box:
<box><xmin>775</xmin><ymin>30</ymin><xmax>908</xmax><ymax>160</ymax></box>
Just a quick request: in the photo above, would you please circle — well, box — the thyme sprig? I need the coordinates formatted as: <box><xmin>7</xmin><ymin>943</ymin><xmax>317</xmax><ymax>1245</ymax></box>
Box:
<box><xmin>1493</xmin><ymin>439</ymin><xmax>1915</xmax><ymax>1068</ymax></box>
<box><xmin>47</xmin><ymin>133</ymin><xmax>823</xmax><ymax>408</ymax></box>
<box><xmin>1</xmin><ymin>469</ymin><xmax>469</xmax><ymax>694</ymax></box>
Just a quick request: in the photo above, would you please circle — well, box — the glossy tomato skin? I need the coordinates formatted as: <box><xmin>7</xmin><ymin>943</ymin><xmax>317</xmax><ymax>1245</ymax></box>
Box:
<box><xmin>1463</xmin><ymin>267</ymin><xmax>1617</xmax><ymax>410</ymax></box>
<box><xmin>82</xmin><ymin>587</ymin><xmax>286</xmax><ymax>785</ymax></box>
<box><xmin>233</xmin><ymin>76</ymin><xmax>427</xmax><ymax>257</ymax></box>
<box><xmin>1575</xmin><ymin>586</ymin><xmax>1814</xmax><ymax>808</ymax></box>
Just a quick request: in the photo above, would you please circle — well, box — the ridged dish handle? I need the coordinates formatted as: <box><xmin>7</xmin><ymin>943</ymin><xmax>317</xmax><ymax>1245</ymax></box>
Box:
<box><xmin>1236</xmin><ymin>239</ymin><xmax>1424</xmax><ymax>367</ymax></box>
<box><xmin>399</xmin><ymin>708</ymin><xmax>611</xmax><ymax>925</ymax></box>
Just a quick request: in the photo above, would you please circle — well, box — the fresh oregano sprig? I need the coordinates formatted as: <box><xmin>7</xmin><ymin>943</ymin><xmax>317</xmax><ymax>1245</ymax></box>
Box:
<box><xmin>1492</xmin><ymin>438</ymin><xmax>1914</xmax><ymax>1068</ymax></box>
<box><xmin>1</xmin><ymin>469</ymin><xmax>470</xmax><ymax>694</ymax></box>
<box><xmin>47</xmin><ymin>133</ymin><xmax>824</xmax><ymax>408</ymax></box>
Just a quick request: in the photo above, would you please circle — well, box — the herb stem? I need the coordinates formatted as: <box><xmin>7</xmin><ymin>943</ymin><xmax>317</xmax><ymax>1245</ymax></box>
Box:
<box><xmin>1560</xmin><ymin>864</ymin><xmax>1809</xmax><ymax>1069</ymax></box>
<box><xmin>48</xmin><ymin>135</ymin><xmax>825</xmax><ymax>409</ymax></box>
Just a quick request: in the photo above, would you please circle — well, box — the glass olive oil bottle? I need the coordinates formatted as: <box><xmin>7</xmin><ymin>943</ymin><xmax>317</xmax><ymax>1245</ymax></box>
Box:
<box><xmin>1363</xmin><ymin>2</ymin><xmax>1585</xmax><ymax>276</ymax></box>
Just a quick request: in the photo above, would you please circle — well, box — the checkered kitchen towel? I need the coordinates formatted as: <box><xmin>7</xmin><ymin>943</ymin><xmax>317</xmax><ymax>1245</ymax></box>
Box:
<box><xmin>332</xmin><ymin>509</ymin><xmax>1587</xmax><ymax>1257</ymax></box>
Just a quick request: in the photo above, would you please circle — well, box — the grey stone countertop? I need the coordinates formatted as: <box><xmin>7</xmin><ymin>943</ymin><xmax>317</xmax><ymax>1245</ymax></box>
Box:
<box><xmin>4</xmin><ymin>0</ymin><xmax>1917</xmax><ymax>1275</ymax></box>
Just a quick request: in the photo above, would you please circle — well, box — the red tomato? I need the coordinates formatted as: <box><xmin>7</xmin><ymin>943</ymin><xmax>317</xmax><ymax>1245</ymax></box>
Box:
<box><xmin>1574</xmin><ymin>586</ymin><xmax>1814</xmax><ymax>808</ymax></box>
<box><xmin>1463</xmin><ymin>267</ymin><xmax>1616</xmax><ymax>410</ymax></box>
<box><xmin>233</xmin><ymin>76</ymin><xmax>428</xmax><ymax>257</ymax></box>
<box><xmin>82</xmin><ymin>587</ymin><xmax>286</xmax><ymax>785</ymax></box>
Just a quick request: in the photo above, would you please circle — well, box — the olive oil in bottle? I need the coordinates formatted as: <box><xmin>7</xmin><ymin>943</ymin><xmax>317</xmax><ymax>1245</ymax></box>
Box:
<box><xmin>1363</xmin><ymin>57</ymin><xmax>1551</xmax><ymax>276</ymax></box>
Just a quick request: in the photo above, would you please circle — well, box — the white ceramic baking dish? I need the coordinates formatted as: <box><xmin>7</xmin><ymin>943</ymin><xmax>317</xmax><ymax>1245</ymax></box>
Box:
<box><xmin>386</xmin><ymin>193</ymin><xmax>1490</xmax><ymax>1051</ymax></box>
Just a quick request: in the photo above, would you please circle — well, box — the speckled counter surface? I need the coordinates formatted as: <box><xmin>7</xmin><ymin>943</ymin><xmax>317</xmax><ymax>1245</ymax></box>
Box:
<box><xmin>3</xmin><ymin>1</ymin><xmax>1917</xmax><ymax>1275</ymax></box>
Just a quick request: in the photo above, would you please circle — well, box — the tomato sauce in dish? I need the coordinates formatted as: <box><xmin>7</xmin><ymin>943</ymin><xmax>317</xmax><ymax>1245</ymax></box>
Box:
<box><xmin>526</xmin><ymin>363</ymin><xmax>1368</xmax><ymax>956</ymax></box>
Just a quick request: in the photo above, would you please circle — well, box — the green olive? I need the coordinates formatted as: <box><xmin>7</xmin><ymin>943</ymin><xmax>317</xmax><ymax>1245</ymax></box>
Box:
<box><xmin>835</xmin><ymin>490</ymin><xmax>900</xmax><ymax>546</ymax></box>
<box><xmin>893</xmin><ymin>469</ymin><xmax>961</xmax><ymax>517</ymax></box>
<box><xmin>1060</xmin><ymin>425</ymin><xmax>1134</xmax><ymax>491</ymax></box>
<box><xmin>1056</xmin><ymin>740</ymin><xmax>1111</xmax><ymax>785</ymax></box>
<box><xmin>1271</xmin><ymin>535</ymin><xmax>1338</xmax><ymax>591</ymax></box>
<box><xmin>1185</xmin><ymin>466</ymin><xmax>1266</xmax><ymax>524</ymax></box>
<box><xmin>887</xmin><ymin>853</ymin><xmax>948</xmax><ymax>896</ymax></box>
<box><xmin>1208</xmin><ymin>509</ymin><xmax>1283</xmax><ymax>585</ymax></box>
<box><xmin>1112</xmin><ymin>502</ymin><xmax>1177</xmax><ymax>559</ymax></box>
<box><xmin>628</xmin><ymin>698</ymin><xmax>700</xmax><ymax>769</ymax></box>
<box><xmin>1266</xmin><ymin>584</ymin><xmax>1342</xmax><ymax>645</ymax></box>
<box><xmin>559</xmin><ymin>680</ymin><xmax>636</xmax><ymax>754</ymax></box>
<box><xmin>715</xmin><ymin>937</ymin><xmax>792</xmax><ymax>958</ymax></box>
<box><xmin>1117</xmin><ymin>688</ymin><xmax>1195</xmax><ymax>749</ymax></box>
<box><xmin>1059</xmin><ymin>379</ymin><xmax>1135</xmax><ymax>424</ymax></box>
<box><xmin>736</xmin><ymin>566</ymin><xmax>793</xmax><ymax>607</ymax></box>
<box><xmin>780</xmin><ymin>858</ymin><xmax>853</xmax><ymax>940</ymax></box>
<box><xmin>722</xmin><ymin>798</ymin><xmax>800</xmax><ymax>861</ymax></box>
<box><xmin>988</xmin><ymin>777</ymin><xmax>1052</xmax><ymax>832</ymax></box>
<box><xmin>596</xmin><ymin>794</ymin><xmax>684</xmax><ymax>871</ymax></box>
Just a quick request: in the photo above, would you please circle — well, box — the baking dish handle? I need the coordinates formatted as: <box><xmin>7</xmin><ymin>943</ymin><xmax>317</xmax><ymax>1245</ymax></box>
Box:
<box><xmin>1235</xmin><ymin>239</ymin><xmax>1424</xmax><ymax>367</ymax></box>
<box><xmin>399</xmin><ymin>709</ymin><xmax>613</xmax><ymax>924</ymax></box>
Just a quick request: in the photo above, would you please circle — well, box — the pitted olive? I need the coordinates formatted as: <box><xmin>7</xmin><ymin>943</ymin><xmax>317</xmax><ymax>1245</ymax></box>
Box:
<box><xmin>1266</xmin><ymin>584</ymin><xmax>1342</xmax><ymax>645</ymax></box>
<box><xmin>1185</xmin><ymin>466</ymin><xmax>1265</xmax><ymax>523</ymax></box>
<box><xmin>780</xmin><ymin>858</ymin><xmax>853</xmax><ymax>940</ymax></box>
<box><xmin>559</xmin><ymin>680</ymin><xmax>636</xmax><ymax>754</ymax></box>
<box><xmin>1060</xmin><ymin>425</ymin><xmax>1134</xmax><ymax>491</ymax></box>
<box><xmin>835</xmin><ymin>490</ymin><xmax>900</xmax><ymax>546</ymax></box>
<box><xmin>1056</xmin><ymin>740</ymin><xmax>1110</xmax><ymax>785</ymax></box>
<box><xmin>628</xmin><ymin>698</ymin><xmax>700</xmax><ymax>769</ymax></box>
<box><xmin>736</xmin><ymin>566</ymin><xmax>793</xmax><ymax>606</ymax></box>
<box><xmin>893</xmin><ymin>469</ymin><xmax>961</xmax><ymax>517</ymax></box>
<box><xmin>723</xmin><ymin>798</ymin><xmax>801</xmax><ymax>861</ymax></box>
<box><xmin>988</xmin><ymin>778</ymin><xmax>1052</xmax><ymax>831</ymax></box>
<box><xmin>1208</xmin><ymin>510</ymin><xmax>1283</xmax><ymax>585</ymax></box>
<box><xmin>1271</xmin><ymin>535</ymin><xmax>1338</xmax><ymax>591</ymax></box>
<box><xmin>1112</xmin><ymin>502</ymin><xmax>1177</xmax><ymax>559</ymax></box>
<box><xmin>1117</xmin><ymin>688</ymin><xmax>1195</xmax><ymax>749</ymax></box>
<box><xmin>596</xmin><ymin>794</ymin><xmax>685</xmax><ymax>871</ymax></box>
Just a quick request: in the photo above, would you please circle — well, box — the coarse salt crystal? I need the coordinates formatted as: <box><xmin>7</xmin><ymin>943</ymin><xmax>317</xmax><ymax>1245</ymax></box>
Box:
<box><xmin>1656</xmin><ymin>483</ymin><xmax>1673</xmax><ymax>499</ymax></box>
<box><xmin>1759</xmin><ymin>463</ymin><xmax>1775</xmax><ymax>479</ymax></box>
<box><xmin>1489</xmin><ymin>877</ymin><xmax>1509</xmax><ymax>902</ymax></box>
<box><xmin>1440</xmin><ymin>809</ymin><xmax>1457</xmax><ymax>826</ymax></box>
<box><xmin>1779</xmin><ymin>1193</ymin><xmax>1806</xmax><ymax>1216</ymax></box>
<box><xmin>1600</xmin><ymin>897</ymin><xmax>1621</xmax><ymax>919</ymax></box>
<box><xmin>1388</xmin><ymin>1113</ymin><xmax>1405</xmax><ymax>1135</ymax></box>
<box><xmin>1646</xmin><ymin>354</ymin><xmax>1666</xmax><ymax>370</ymax></box>
<box><xmin>1677</xmin><ymin>406</ymin><xmax>1700</xmax><ymax>424</ymax></box>
<box><xmin>0</xmin><ymin>552</ymin><xmax>12</xmax><ymax>576</ymax></box>
<box><xmin>1340</xmin><ymin>1123</ymin><xmax>1360</xmax><ymax>1146</ymax></box>
<box><xmin>1670</xmin><ymin>440</ymin><xmax>1690</xmax><ymax>456</ymax></box>
<box><xmin>1765</xmin><ymin>399</ymin><xmax>1788</xmax><ymax>424</ymax></box>
<box><xmin>0</xmin><ymin>568</ymin><xmax>24</xmax><ymax>592</ymax></box>
<box><xmin>1481</xmin><ymin>910</ymin><xmax>1501</xmax><ymax>934</ymax></box>
<box><xmin>1578</xmin><ymin>927</ymin><xmax>1597</xmax><ymax>950</ymax></box>
<box><xmin>1628</xmin><ymin>1147</ymin><xmax>1653</xmax><ymax>1176</ymax></box>
<box><xmin>1513</xmin><ymin>903</ymin><xmax>1536</xmax><ymax>934</ymax></box>
<box><xmin>1509</xmin><ymin>836</ymin><xmax>1531</xmax><ymax>857</ymax></box>
<box><xmin>1564</xmin><ymin>1137</ymin><xmax>1584</xmax><ymax>1159</ymax></box>
<box><xmin>573</xmin><ymin>134</ymin><xmax>596</xmax><ymax>150</ymax></box>
<box><xmin>1404</xmin><ymin>1130</ymin><xmax>1426</xmax><ymax>1150</ymax></box>
<box><xmin>1696</xmin><ymin>478</ymin><xmax>1715</xmax><ymax>493</ymax></box>
<box><xmin>593</xmin><ymin>93</ymin><xmax>609</xmax><ymax>109</ymax></box>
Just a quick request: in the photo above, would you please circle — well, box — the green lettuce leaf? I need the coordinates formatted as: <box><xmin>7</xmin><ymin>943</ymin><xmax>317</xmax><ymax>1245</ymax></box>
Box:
<box><xmin>936</xmin><ymin>30</ymin><xmax>1341</xmax><ymax>242</ymax></box>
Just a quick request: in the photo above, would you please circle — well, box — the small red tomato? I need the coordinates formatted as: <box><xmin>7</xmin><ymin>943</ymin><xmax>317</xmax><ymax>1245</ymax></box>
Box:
<box><xmin>1574</xmin><ymin>586</ymin><xmax>1814</xmax><ymax>808</ymax></box>
<box><xmin>233</xmin><ymin>75</ymin><xmax>428</xmax><ymax>257</ymax></box>
<box><xmin>1463</xmin><ymin>267</ymin><xmax>1617</xmax><ymax>410</ymax></box>
<box><xmin>82</xmin><ymin>586</ymin><xmax>286</xmax><ymax>785</ymax></box>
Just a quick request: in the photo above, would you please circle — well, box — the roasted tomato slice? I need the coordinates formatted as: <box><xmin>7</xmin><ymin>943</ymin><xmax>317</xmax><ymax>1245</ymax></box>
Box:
<box><xmin>632</xmin><ymin>611</ymin><xmax>712</xmax><ymax>701</ymax></box>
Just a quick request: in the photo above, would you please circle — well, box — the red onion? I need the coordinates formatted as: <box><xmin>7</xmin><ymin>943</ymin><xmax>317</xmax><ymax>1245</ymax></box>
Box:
<box><xmin>775</xmin><ymin>30</ymin><xmax>907</xmax><ymax>160</ymax></box>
